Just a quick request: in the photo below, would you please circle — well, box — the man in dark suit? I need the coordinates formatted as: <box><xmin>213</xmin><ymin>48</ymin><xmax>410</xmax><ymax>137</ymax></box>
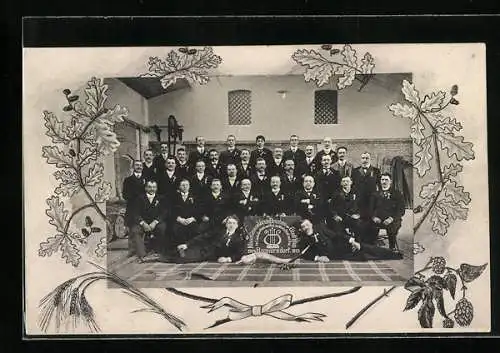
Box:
<box><xmin>128</xmin><ymin>180</ymin><xmax>168</xmax><ymax>262</ymax></box>
<box><xmin>283</xmin><ymin>134</ymin><xmax>307</xmax><ymax>175</ymax></box>
<box><xmin>371</xmin><ymin>173</ymin><xmax>406</xmax><ymax>251</ymax></box>
<box><xmin>313</xmin><ymin>137</ymin><xmax>338</xmax><ymax>167</ymax></box>
<box><xmin>297</xmin><ymin>219</ymin><xmax>403</xmax><ymax>262</ymax></box>
<box><xmin>262</xmin><ymin>176</ymin><xmax>293</xmax><ymax>216</ymax></box>
<box><xmin>327</xmin><ymin>176</ymin><xmax>362</xmax><ymax>240</ymax></box>
<box><xmin>352</xmin><ymin>152</ymin><xmax>382</xmax><ymax>244</ymax></box>
<box><xmin>304</xmin><ymin>145</ymin><xmax>318</xmax><ymax>176</ymax></box>
<box><xmin>294</xmin><ymin>175</ymin><xmax>325</xmax><ymax>224</ymax></box>
<box><xmin>331</xmin><ymin>146</ymin><xmax>354</xmax><ymax>179</ymax></box>
<box><xmin>237</xmin><ymin>148</ymin><xmax>253</xmax><ymax>179</ymax></box>
<box><xmin>268</xmin><ymin>147</ymin><xmax>285</xmax><ymax>176</ymax></box>
<box><xmin>188</xmin><ymin>136</ymin><xmax>210</xmax><ymax>169</ymax></box>
<box><xmin>280</xmin><ymin>159</ymin><xmax>301</xmax><ymax>198</ymax></box>
<box><xmin>142</xmin><ymin>149</ymin><xmax>156</xmax><ymax>182</ymax></box>
<box><xmin>171</xmin><ymin>179</ymin><xmax>202</xmax><ymax>255</ymax></box>
<box><xmin>123</xmin><ymin>160</ymin><xmax>147</xmax><ymax>253</ymax></box>
<box><xmin>250</xmin><ymin>157</ymin><xmax>271</xmax><ymax>196</ymax></box>
<box><xmin>199</xmin><ymin>178</ymin><xmax>231</xmax><ymax>231</ymax></box>
<box><xmin>206</xmin><ymin>149</ymin><xmax>223</xmax><ymax>179</ymax></box>
<box><xmin>219</xmin><ymin>134</ymin><xmax>241</xmax><ymax>170</ymax></box>
<box><xmin>175</xmin><ymin>148</ymin><xmax>191</xmax><ymax>179</ymax></box>
<box><xmin>250</xmin><ymin>135</ymin><xmax>273</xmax><ymax>168</ymax></box>
<box><xmin>221</xmin><ymin>163</ymin><xmax>241</xmax><ymax>196</ymax></box>
<box><xmin>157</xmin><ymin>156</ymin><xmax>179</xmax><ymax>198</ymax></box>
<box><xmin>232</xmin><ymin>178</ymin><xmax>263</xmax><ymax>221</ymax></box>
<box><xmin>314</xmin><ymin>154</ymin><xmax>341</xmax><ymax>197</ymax></box>
<box><xmin>152</xmin><ymin>143</ymin><xmax>170</xmax><ymax>176</ymax></box>
<box><xmin>190</xmin><ymin>160</ymin><xmax>212</xmax><ymax>198</ymax></box>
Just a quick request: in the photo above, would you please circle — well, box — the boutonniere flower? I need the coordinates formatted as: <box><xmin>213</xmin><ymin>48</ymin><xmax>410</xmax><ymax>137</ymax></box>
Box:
<box><xmin>312</xmin><ymin>193</ymin><xmax>317</xmax><ymax>199</ymax></box>
<box><xmin>188</xmin><ymin>197</ymin><xmax>194</xmax><ymax>203</ymax></box>
<box><xmin>353</xmin><ymin>194</ymin><xmax>356</xmax><ymax>200</ymax></box>
<box><xmin>279</xmin><ymin>194</ymin><xmax>284</xmax><ymax>201</ymax></box>
<box><xmin>154</xmin><ymin>200</ymin><xmax>159</xmax><ymax>207</ymax></box>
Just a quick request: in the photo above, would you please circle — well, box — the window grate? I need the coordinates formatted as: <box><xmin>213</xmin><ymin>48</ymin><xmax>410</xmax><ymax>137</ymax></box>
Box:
<box><xmin>314</xmin><ymin>90</ymin><xmax>338</xmax><ymax>124</ymax></box>
<box><xmin>228</xmin><ymin>90</ymin><xmax>252</xmax><ymax>125</ymax></box>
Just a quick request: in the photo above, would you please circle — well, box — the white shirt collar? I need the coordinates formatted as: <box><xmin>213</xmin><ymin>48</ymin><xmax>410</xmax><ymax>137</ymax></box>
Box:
<box><xmin>338</xmin><ymin>160</ymin><xmax>346</xmax><ymax>166</ymax></box>
<box><xmin>291</xmin><ymin>146</ymin><xmax>297</xmax><ymax>152</ymax></box>
<box><xmin>197</xmin><ymin>146</ymin><xmax>204</xmax><ymax>153</ymax></box>
<box><xmin>272</xmin><ymin>188</ymin><xmax>280</xmax><ymax>195</ymax></box>
<box><xmin>212</xmin><ymin>191</ymin><xmax>221</xmax><ymax>198</ymax></box>
<box><xmin>167</xmin><ymin>169</ymin><xmax>175</xmax><ymax>176</ymax></box>
<box><xmin>144</xmin><ymin>161</ymin><xmax>153</xmax><ymax>167</ymax></box>
<box><xmin>146</xmin><ymin>193</ymin><xmax>155</xmax><ymax>201</ymax></box>
<box><xmin>134</xmin><ymin>172</ymin><xmax>142</xmax><ymax>178</ymax></box>
<box><xmin>162</xmin><ymin>153</ymin><xmax>168</xmax><ymax>159</ymax></box>
<box><xmin>274</xmin><ymin>158</ymin><xmax>282</xmax><ymax>164</ymax></box>
<box><xmin>197</xmin><ymin>172</ymin><xmax>204</xmax><ymax>178</ymax></box>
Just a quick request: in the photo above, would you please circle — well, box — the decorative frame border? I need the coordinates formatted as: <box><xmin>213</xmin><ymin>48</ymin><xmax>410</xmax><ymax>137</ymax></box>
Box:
<box><xmin>33</xmin><ymin>44</ymin><xmax>487</xmax><ymax>333</ymax></box>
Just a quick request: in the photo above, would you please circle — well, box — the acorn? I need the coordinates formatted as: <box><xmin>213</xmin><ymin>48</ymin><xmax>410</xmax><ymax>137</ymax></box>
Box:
<box><xmin>187</xmin><ymin>49</ymin><xmax>197</xmax><ymax>55</ymax></box>
<box><xmin>178</xmin><ymin>47</ymin><xmax>188</xmax><ymax>53</ymax></box>
<box><xmin>63</xmin><ymin>105</ymin><xmax>73</xmax><ymax>112</ymax></box>
<box><xmin>450</xmin><ymin>98</ymin><xmax>460</xmax><ymax>105</ymax></box>
<box><xmin>63</xmin><ymin>89</ymin><xmax>71</xmax><ymax>96</ymax></box>
<box><xmin>321</xmin><ymin>44</ymin><xmax>332</xmax><ymax>50</ymax></box>
<box><xmin>450</xmin><ymin>84</ymin><xmax>458</xmax><ymax>96</ymax></box>
<box><xmin>330</xmin><ymin>49</ymin><xmax>340</xmax><ymax>55</ymax></box>
<box><xmin>69</xmin><ymin>149</ymin><xmax>76</xmax><ymax>157</ymax></box>
<box><xmin>67</xmin><ymin>95</ymin><xmax>79</xmax><ymax>102</ymax></box>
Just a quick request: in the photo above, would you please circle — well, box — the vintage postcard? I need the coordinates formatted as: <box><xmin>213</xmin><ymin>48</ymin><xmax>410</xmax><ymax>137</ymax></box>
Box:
<box><xmin>23</xmin><ymin>43</ymin><xmax>490</xmax><ymax>335</ymax></box>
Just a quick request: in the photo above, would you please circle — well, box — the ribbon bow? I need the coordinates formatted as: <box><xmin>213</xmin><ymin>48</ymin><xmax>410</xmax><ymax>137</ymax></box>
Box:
<box><xmin>201</xmin><ymin>295</ymin><xmax>326</xmax><ymax>328</ymax></box>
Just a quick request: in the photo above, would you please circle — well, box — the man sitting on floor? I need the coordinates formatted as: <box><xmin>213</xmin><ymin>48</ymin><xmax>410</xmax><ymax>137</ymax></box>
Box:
<box><xmin>371</xmin><ymin>173</ymin><xmax>405</xmax><ymax>252</ymax></box>
<box><xmin>128</xmin><ymin>180</ymin><xmax>168</xmax><ymax>262</ymax></box>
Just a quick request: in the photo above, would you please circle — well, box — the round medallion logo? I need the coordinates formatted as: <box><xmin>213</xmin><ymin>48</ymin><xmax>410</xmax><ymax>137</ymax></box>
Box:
<box><xmin>245</xmin><ymin>217</ymin><xmax>300</xmax><ymax>258</ymax></box>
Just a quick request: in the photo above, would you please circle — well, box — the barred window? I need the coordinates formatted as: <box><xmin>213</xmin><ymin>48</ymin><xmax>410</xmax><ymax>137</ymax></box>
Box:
<box><xmin>228</xmin><ymin>90</ymin><xmax>252</xmax><ymax>125</ymax></box>
<box><xmin>314</xmin><ymin>90</ymin><xmax>338</xmax><ymax>124</ymax></box>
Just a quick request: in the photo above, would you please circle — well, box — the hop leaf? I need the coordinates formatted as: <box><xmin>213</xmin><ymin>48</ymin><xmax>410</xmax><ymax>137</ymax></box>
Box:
<box><xmin>46</xmin><ymin>196</ymin><xmax>68</xmax><ymax>233</ymax></box>
<box><xmin>84</xmin><ymin>163</ymin><xmax>104</xmax><ymax>187</ymax></box>
<box><xmin>39</xmin><ymin>234</ymin><xmax>64</xmax><ymax>257</ymax></box>
<box><xmin>44</xmin><ymin>111</ymin><xmax>69</xmax><ymax>144</ymax></box>
<box><xmin>60</xmin><ymin>237</ymin><xmax>81</xmax><ymax>267</ymax></box>
<box><xmin>414</xmin><ymin>138</ymin><xmax>433</xmax><ymax>177</ymax></box>
<box><xmin>432</xmin><ymin>289</ymin><xmax>448</xmax><ymax>319</ymax></box>
<box><xmin>95</xmin><ymin>182</ymin><xmax>112</xmax><ymax>202</ymax></box>
<box><xmin>420</xmin><ymin>91</ymin><xmax>446</xmax><ymax>112</ymax></box>
<box><xmin>388</xmin><ymin>103</ymin><xmax>418</xmax><ymax>120</ymax></box>
<box><xmin>404</xmin><ymin>289</ymin><xmax>423</xmax><ymax>311</ymax></box>
<box><xmin>401</xmin><ymin>80</ymin><xmax>420</xmax><ymax>105</ymax></box>
<box><xmin>405</xmin><ymin>276</ymin><xmax>426</xmax><ymax>292</ymax></box>
<box><xmin>450</xmin><ymin>84</ymin><xmax>458</xmax><ymax>96</ymax></box>
<box><xmin>458</xmin><ymin>263</ymin><xmax>488</xmax><ymax>283</ymax></box>
<box><xmin>360</xmin><ymin>52</ymin><xmax>375</xmax><ymax>74</ymax></box>
<box><xmin>444</xmin><ymin>273</ymin><xmax>457</xmax><ymax>299</ymax></box>
<box><xmin>42</xmin><ymin>146</ymin><xmax>74</xmax><ymax>169</ymax></box>
<box><xmin>436</xmin><ymin>132</ymin><xmax>475</xmax><ymax>161</ymax></box>
<box><xmin>340</xmin><ymin>44</ymin><xmax>358</xmax><ymax>68</ymax></box>
<box><xmin>418</xmin><ymin>297</ymin><xmax>435</xmax><ymax>328</ymax></box>
<box><xmin>442</xmin><ymin>163</ymin><xmax>463</xmax><ymax>179</ymax></box>
<box><xmin>321</xmin><ymin>44</ymin><xmax>332</xmax><ymax>50</ymax></box>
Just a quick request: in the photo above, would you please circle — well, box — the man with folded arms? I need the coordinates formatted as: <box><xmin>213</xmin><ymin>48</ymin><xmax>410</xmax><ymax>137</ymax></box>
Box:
<box><xmin>128</xmin><ymin>180</ymin><xmax>168</xmax><ymax>262</ymax></box>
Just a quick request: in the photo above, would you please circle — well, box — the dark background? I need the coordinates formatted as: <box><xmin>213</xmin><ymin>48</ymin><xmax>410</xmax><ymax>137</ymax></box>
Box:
<box><xmin>11</xmin><ymin>9</ymin><xmax>500</xmax><ymax>353</ymax></box>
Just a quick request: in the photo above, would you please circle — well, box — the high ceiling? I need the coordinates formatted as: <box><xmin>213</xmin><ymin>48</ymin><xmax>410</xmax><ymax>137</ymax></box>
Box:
<box><xmin>117</xmin><ymin>77</ymin><xmax>191</xmax><ymax>99</ymax></box>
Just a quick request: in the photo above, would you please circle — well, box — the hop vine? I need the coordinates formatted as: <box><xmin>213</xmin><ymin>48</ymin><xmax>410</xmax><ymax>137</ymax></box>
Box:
<box><xmin>404</xmin><ymin>257</ymin><xmax>487</xmax><ymax>328</ymax></box>
<box><xmin>39</xmin><ymin>77</ymin><xmax>128</xmax><ymax>267</ymax></box>
<box><xmin>389</xmin><ymin>81</ymin><xmax>475</xmax><ymax>236</ymax></box>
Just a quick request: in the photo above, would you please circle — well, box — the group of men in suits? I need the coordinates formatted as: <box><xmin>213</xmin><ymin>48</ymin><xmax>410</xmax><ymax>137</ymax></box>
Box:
<box><xmin>122</xmin><ymin>134</ymin><xmax>406</xmax><ymax>262</ymax></box>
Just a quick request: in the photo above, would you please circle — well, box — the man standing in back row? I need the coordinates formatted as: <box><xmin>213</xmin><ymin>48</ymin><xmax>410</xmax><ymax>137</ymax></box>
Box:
<box><xmin>188</xmin><ymin>136</ymin><xmax>210</xmax><ymax>169</ymax></box>
<box><xmin>283</xmin><ymin>134</ymin><xmax>307</xmax><ymax>175</ymax></box>
<box><xmin>250</xmin><ymin>135</ymin><xmax>274</xmax><ymax>169</ymax></box>
<box><xmin>219</xmin><ymin>134</ymin><xmax>241</xmax><ymax>170</ymax></box>
<box><xmin>313</xmin><ymin>137</ymin><xmax>338</xmax><ymax>167</ymax></box>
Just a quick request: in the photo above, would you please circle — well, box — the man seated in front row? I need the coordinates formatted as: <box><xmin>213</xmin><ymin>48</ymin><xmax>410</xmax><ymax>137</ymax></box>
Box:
<box><xmin>171</xmin><ymin>179</ymin><xmax>201</xmax><ymax>257</ymax></box>
<box><xmin>199</xmin><ymin>178</ymin><xmax>231</xmax><ymax>232</ymax></box>
<box><xmin>326</xmin><ymin>176</ymin><xmax>362</xmax><ymax>240</ymax></box>
<box><xmin>128</xmin><ymin>180</ymin><xmax>168</xmax><ymax>262</ymax></box>
<box><xmin>232</xmin><ymin>178</ymin><xmax>262</xmax><ymax>221</ymax></box>
<box><xmin>294</xmin><ymin>175</ymin><xmax>324</xmax><ymax>225</ymax></box>
<box><xmin>297</xmin><ymin>219</ymin><xmax>403</xmax><ymax>262</ymax></box>
<box><xmin>262</xmin><ymin>176</ymin><xmax>293</xmax><ymax>217</ymax></box>
<box><xmin>371</xmin><ymin>173</ymin><xmax>405</xmax><ymax>252</ymax></box>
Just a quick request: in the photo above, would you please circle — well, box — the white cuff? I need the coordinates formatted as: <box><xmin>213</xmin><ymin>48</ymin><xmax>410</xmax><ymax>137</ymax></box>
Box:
<box><xmin>314</xmin><ymin>256</ymin><xmax>319</xmax><ymax>261</ymax></box>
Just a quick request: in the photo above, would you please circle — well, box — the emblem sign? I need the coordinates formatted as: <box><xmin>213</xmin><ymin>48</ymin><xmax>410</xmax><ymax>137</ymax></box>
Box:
<box><xmin>245</xmin><ymin>216</ymin><xmax>301</xmax><ymax>258</ymax></box>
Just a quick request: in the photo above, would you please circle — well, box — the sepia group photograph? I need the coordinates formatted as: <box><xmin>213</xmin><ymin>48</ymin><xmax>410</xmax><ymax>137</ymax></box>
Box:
<box><xmin>102</xmin><ymin>52</ymin><xmax>415</xmax><ymax>288</ymax></box>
